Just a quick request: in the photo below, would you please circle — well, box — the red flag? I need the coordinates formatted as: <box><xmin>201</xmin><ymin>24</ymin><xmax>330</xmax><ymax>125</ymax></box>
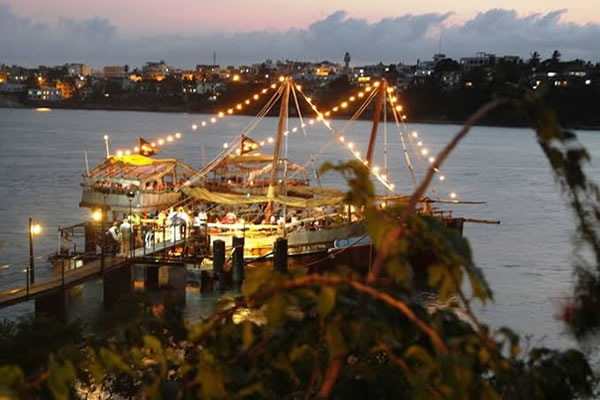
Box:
<box><xmin>240</xmin><ymin>136</ymin><xmax>259</xmax><ymax>154</ymax></box>
<box><xmin>139</xmin><ymin>137</ymin><xmax>158</xmax><ymax>156</ymax></box>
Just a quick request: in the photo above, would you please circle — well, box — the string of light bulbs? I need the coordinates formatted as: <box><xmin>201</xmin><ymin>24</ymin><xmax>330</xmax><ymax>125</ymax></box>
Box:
<box><xmin>110</xmin><ymin>78</ymin><xmax>284</xmax><ymax>156</ymax></box>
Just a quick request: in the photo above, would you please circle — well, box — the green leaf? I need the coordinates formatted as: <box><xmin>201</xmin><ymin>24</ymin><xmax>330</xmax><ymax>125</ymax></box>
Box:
<box><xmin>242</xmin><ymin>322</ymin><xmax>254</xmax><ymax>351</ymax></box>
<box><xmin>0</xmin><ymin>365</ymin><xmax>24</xmax><ymax>392</ymax></box>
<box><xmin>46</xmin><ymin>358</ymin><xmax>76</xmax><ymax>400</ymax></box>
<box><xmin>265</xmin><ymin>294</ymin><xmax>287</xmax><ymax>326</ymax></box>
<box><xmin>242</xmin><ymin>266</ymin><xmax>273</xmax><ymax>298</ymax></box>
<box><xmin>325</xmin><ymin>323</ymin><xmax>347</xmax><ymax>360</ymax></box>
<box><xmin>405</xmin><ymin>345</ymin><xmax>436</xmax><ymax>374</ymax></box>
<box><xmin>317</xmin><ymin>286</ymin><xmax>336</xmax><ymax>317</ymax></box>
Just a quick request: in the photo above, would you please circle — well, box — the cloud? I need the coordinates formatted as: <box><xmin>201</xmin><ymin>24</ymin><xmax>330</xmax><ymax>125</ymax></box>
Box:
<box><xmin>0</xmin><ymin>4</ymin><xmax>598</xmax><ymax>69</ymax></box>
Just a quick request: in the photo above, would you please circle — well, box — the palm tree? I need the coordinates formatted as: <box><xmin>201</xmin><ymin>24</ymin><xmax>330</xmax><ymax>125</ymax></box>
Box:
<box><xmin>551</xmin><ymin>50</ymin><xmax>561</xmax><ymax>64</ymax></box>
<box><xmin>528</xmin><ymin>51</ymin><xmax>541</xmax><ymax>67</ymax></box>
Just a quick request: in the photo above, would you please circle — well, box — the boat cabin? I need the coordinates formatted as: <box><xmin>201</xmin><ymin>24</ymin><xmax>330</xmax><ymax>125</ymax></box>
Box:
<box><xmin>80</xmin><ymin>155</ymin><xmax>197</xmax><ymax>213</ymax></box>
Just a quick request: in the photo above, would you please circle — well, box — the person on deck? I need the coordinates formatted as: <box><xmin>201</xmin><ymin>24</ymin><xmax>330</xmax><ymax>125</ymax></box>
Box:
<box><xmin>120</xmin><ymin>217</ymin><xmax>132</xmax><ymax>257</ymax></box>
<box><xmin>107</xmin><ymin>221</ymin><xmax>121</xmax><ymax>255</ymax></box>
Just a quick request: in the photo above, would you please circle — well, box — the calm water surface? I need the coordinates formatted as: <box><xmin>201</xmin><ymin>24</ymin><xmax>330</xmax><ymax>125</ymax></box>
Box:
<box><xmin>1</xmin><ymin>108</ymin><xmax>599</xmax><ymax>349</ymax></box>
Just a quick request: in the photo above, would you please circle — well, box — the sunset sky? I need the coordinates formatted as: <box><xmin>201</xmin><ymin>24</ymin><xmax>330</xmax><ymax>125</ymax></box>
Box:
<box><xmin>1</xmin><ymin>0</ymin><xmax>599</xmax><ymax>66</ymax></box>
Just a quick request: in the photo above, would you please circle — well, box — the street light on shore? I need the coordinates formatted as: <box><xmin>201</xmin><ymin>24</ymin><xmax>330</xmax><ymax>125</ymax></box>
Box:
<box><xmin>28</xmin><ymin>218</ymin><xmax>42</xmax><ymax>287</ymax></box>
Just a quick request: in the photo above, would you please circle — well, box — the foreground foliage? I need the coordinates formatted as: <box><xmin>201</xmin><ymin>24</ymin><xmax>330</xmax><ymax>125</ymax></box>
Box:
<box><xmin>1</xmin><ymin>89</ymin><xmax>599</xmax><ymax>399</ymax></box>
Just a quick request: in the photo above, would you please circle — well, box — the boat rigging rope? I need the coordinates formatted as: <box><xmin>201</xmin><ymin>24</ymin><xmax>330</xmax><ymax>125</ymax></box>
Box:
<box><xmin>290</xmin><ymin>84</ymin><xmax>323</xmax><ymax>190</ymax></box>
<box><xmin>388</xmin><ymin>91</ymin><xmax>419</xmax><ymax>191</ymax></box>
<box><xmin>185</xmin><ymin>84</ymin><xmax>285</xmax><ymax>186</ymax></box>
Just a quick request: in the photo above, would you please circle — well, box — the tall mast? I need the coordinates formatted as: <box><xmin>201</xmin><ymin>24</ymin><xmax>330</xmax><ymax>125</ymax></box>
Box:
<box><xmin>265</xmin><ymin>78</ymin><xmax>290</xmax><ymax>222</ymax></box>
<box><xmin>366</xmin><ymin>80</ymin><xmax>386</xmax><ymax>166</ymax></box>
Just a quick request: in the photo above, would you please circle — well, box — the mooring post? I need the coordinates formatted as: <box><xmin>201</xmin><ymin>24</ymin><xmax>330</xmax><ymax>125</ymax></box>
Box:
<box><xmin>213</xmin><ymin>239</ymin><xmax>225</xmax><ymax>290</ymax></box>
<box><xmin>232</xmin><ymin>237</ymin><xmax>245</xmax><ymax>286</ymax></box>
<box><xmin>273</xmin><ymin>237</ymin><xmax>288</xmax><ymax>274</ymax></box>
<box><xmin>162</xmin><ymin>222</ymin><xmax>167</xmax><ymax>258</ymax></box>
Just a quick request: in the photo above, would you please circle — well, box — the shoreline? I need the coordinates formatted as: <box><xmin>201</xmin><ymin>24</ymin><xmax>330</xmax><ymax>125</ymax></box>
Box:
<box><xmin>2</xmin><ymin>100</ymin><xmax>600</xmax><ymax>131</ymax></box>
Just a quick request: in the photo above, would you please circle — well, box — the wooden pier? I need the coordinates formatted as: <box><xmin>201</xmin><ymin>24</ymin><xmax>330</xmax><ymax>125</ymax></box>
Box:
<box><xmin>0</xmin><ymin>238</ymin><xmax>190</xmax><ymax>310</ymax></box>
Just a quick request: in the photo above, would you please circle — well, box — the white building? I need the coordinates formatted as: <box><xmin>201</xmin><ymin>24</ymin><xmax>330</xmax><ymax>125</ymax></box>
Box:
<box><xmin>28</xmin><ymin>87</ymin><xmax>62</xmax><ymax>101</ymax></box>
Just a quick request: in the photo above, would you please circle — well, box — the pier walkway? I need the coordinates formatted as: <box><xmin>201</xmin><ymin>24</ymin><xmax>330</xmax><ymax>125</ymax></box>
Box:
<box><xmin>0</xmin><ymin>239</ymin><xmax>189</xmax><ymax>309</ymax></box>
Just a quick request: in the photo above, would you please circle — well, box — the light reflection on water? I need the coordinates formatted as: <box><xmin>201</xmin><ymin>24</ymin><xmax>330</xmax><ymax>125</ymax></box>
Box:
<box><xmin>1</xmin><ymin>108</ymin><xmax>600</xmax><ymax>349</ymax></box>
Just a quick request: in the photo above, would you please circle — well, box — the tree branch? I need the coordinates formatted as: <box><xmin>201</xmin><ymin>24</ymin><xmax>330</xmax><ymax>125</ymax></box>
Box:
<box><xmin>316</xmin><ymin>356</ymin><xmax>343</xmax><ymax>399</ymax></box>
<box><xmin>367</xmin><ymin>99</ymin><xmax>509</xmax><ymax>284</ymax></box>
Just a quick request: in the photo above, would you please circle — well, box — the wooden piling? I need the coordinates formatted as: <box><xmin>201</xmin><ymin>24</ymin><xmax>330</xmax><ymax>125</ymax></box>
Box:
<box><xmin>273</xmin><ymin>237</ymin><xmax>288</xmax><ymax>273</ymax></box>
<box><xmin>213</xmin><ymin>240</ymin><xmax>225</xmax><ymax>290</ymax></box>
<box><xmin>232</xmin><ymin>237</ymin><xmax>245</xmax><ymax>286</ymax></box>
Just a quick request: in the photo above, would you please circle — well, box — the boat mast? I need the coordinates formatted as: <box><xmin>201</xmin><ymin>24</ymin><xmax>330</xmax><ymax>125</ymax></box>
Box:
<box><xmin>366</xmin><ymin>80</ymin><xmax>386</xmax><ymax>166</ymax></box>
<box><xmin>265</xmin><ymin>78</ymin><xmax>290</xmax><ymax>223</ymax></box>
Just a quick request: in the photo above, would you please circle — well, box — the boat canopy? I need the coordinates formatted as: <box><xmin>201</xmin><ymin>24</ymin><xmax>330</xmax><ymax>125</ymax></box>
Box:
<box><xmin>85</xmin><ymin>155</ymin><xmax>197</xmax><ymax>186</ymax></box>
<box><xmin>182</xmin><ymin>187</ymin><xmax>343</xmax><ymax>208</ymax></box>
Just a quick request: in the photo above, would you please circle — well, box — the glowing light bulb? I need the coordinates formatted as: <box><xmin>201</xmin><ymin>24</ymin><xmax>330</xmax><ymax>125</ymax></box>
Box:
<box><xmin>349</xmin><ymin>96</ymin><xmax>355</xmax><ymax>101</ymax></box>
<box><xmin>151</xmin><ymin>142</ymin><xmax>156</xmax><ymax>147</ymax></box>
<box><xmin>267</xmin><ymin>137</ymin><xmax>274</xmax><ymax>144</ymax></box>
<box><xmin>421</xmin><ymin>148</ymin><xmax>429</xmax><ymax>156</ymax></box>
<box><xmin>412</xmin><ymin>132</ymin><xmax>418</xmax><ymax>138</ymax></box>
<box><xmin>428</xmin><ymin>157</ymin><xmax>435</xmax><ymax>163</ymax></box>
<box><xmin>284</xmin><ymin>130</ymin><xmax>289</xmax><ymax>136</ymax></box>
<box><xmin>381</xmin><ymin>174</ymin><xmax>387</xmax><ymax>180</ymax></box>
<box><xmin>296</xmin><ymin>84</ymin><xmax>302</xmax><ymax>90</ymax></box>
<box><xmin>262</xmin><ymin>89</ymin><xmax>268</xmax><ymax>94</ymax></box>
<box><xmin>417</xmin><ymin>141</ymin><xmax>423</xmax><ymax>146</ymax></box>
<box><xmin>439</xmin><ymin>175</ymin><xmax>445</xmax><ymax>181</ymax></box>
<box><xmin>211</xmin><ymin>117</ymin><xmax>217</xmax><ymax>123</ymax></box>
<box><xmin>341</xmin><ymin>102</ymin><xmax>348</xmax><ymax>108</ymax></box>
<box><xmin>278</xmin><ymin>76</ymin><xmax>285</xmax><ymax>82</ymax></box>
<box><xmin>365</xmin><ymin>86</ymin><xmax>372</xmax><ymax>92</ymax></box>
<box><xmin>227</xmin><ymin>109</ymin><xmax>233</xmax><ymax>114</ymax></box>
<box><xmin>373</xmin><ymin>166</ymin><xmax>380</xmax><ymax>173</ymax></box>
<box><xmin>332</xmin><ymin>106</ymin><xmax>339</xmax><ymax>112</ymax></box>
<box><xmin>167</xmin><ymin>135</ymin><xmax>173</xmax><ymax>142</ymax></box>
<box><xmin>125</xmin><ymin>150</ymin><xmax>131</xmax><ymax>155</ymax></box>
<box><xmin>236</xmin><ymin>104</ymin><xmax>242</xmax><ymax>110</ymax></box>
<box><xmin>339</xmin><ymin>136</ymin><xmax>345</xmax><ymax>142</ymax></box>
<box><xmin>373</xmin><ymin>81</ymin><xmax>381</xmax><ymax>87</ymax></box>
<box><xmin>134</xmin><ymin>146</ymin><xmax>139</xmax><ymax>152</ymax></box>
<box><xmin>116</xmin><ymin>150</ymin><xmax>124</xmax><ymax>156</ymax></box>
<box><xmin>259</xmin><ymin>141</ymin><xmax>265</xmax><ymax>146</ymax></box>
<box><xmin>91</xmin><ymin>210</ymin><xmax>102</xmax><ymax>222</ymax></box>
<box><xmin>270</xmin><ymin>84</ymin><xmax>276</xmax><ymax>89</ymax></box>
<box><xmin>390</xmin><ymin>184</ymin><xmax>395</xmax><ymax>189</ymax></box>
<box><xmin>358</xmin><ymin>92</ymin><xmax>364</xmax><ymax>98</ymax></box>
<box><xmin>253</xmin><ymin>94</ymin><xmax>259</xmax><ymax>100</ymax></box>
<box><xmin>103</xmin><ymin>135</ymin><xmax>109</xmax><ymax>140</ymax></box>
<box><xmin>218</xmin><ymin>111</ymin><xmax>225</xmax><ymax>117</ymax></box>
<box><xmin>387</xmin><ymin>87</ymin><xmax>393</xmax><ymax>93</ymax></box>
<box><xmin>292</xmin><ymin>127</ymin><xmax>298</xmax><ymax>132</ymax></box>
<box><xmin>309</xmin><ymin>120</ymin><xmax>315</xmax><ymax>125</ymax></box>
<box><xmin>348</xmin><ymin>142</ymin><xmax>354</xmax><ymax>149</ymax></box>
<box><xmin>158</xmin><ymin>139</ymin><xmax>165</xmax><ymax>145</ymax></box>
<box><xmin>192</xmin><ymin>124</ymin><xmax>198</xmax><ymax>130</ymax></box>
<box><xmin>450</xmin><ymin>192</ymin><xmax>457</xmax><ymax>199</ymax></box>
<box><xmin>201</xmin><ymin>121</ymin><xmax>207</xmax><ymax>127</ymax></box>
<box><xmin>31</xmin><ymin>224</ymin><xmax>42</xmax><ymax>235</ymax></box>
<box><xmin>354</xmin><ymin>150</ymin><xmax>360</xmax><ymax>157</ymax></box>
<box><xmin>175</xmin><ymin>132</ymin><xmax>182</xmax><ymax>139</ymax></box>
<box><xmin>245</xmin><ymin>99</ymin><xmax>250</xmax><ymax>105</ymax></box>
<box><xmin>223</xmin><ymin>142</ymin><xmax>229</xmax><ymax>148</ymax></box>
<box><xmin>391</xmin><ymin>96</ymin><xmax>398</xmax><ymax>103</ymax></box>
<box><xmin>325</xmin><ymin>111</ymin><xmax>331</xmax><ymax>117</ymax></box>
<box><xmin>395</xmin><ymin>105</ymin><xmax>403</xmax><ymax>112</ymax></box>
